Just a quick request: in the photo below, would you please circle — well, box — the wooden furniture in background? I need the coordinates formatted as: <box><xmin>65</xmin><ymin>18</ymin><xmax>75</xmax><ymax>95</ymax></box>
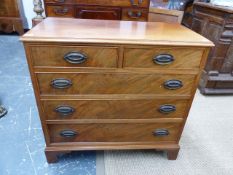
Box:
<box><xmin>182</xmin><ymin>0</ymin><xmax>195</xmax><ymax>27</ymax></box>
<box><xmin>43</xmin><ymin>0</ymin><xmax>150</xmax><ymax>21</ymax></box>
<box><xmin>191</xmin><ymin>2</ymin><xmax>233</xmax><ymax>94</ymax></box>
<box><xmin>150</xmin><ymin>0</ymin><xmax>193</xmax><ymax>25</ymax></box>
<box><xmin>149</xmin><ymin>7</ymin><xmax>184</xmax><ymax>23</ymax></box>
<box><xmin>21</xmin><ymin>17</ymin><xmax>213</xmax><ymax>163</ymax></box>
<box><xmin>0</xmin><ymin>0</ymin><xmax>24</xmax><ymax>35</ymax></box>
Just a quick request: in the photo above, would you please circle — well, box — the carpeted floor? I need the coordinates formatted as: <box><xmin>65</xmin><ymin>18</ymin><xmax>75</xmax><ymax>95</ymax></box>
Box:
<box><xmin>103</xmin><ymin>92</ymin><xmax>233</xmax><ymax>175</ymax></box>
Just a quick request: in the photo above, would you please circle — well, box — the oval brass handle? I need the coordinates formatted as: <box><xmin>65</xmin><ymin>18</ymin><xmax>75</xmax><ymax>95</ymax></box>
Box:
<box><xmin>153</xmin><ymin>129</ymin><xmax>169</xmax><ymax>136</ymax></box>
<box><xmin>128</xmin><ymin>11</ymin><xmax>142</xmax><ymax>19</ymax></box>
<box><xmin>164</xmin><ymin>80</ymin><xmax>183</xmax><ymax>90</ymax></box>
<box><xmin>64</xmin><ymin>52</ymin><xmax>87</xmax><ymax>64</ymax></box>
<box><xmin>51</xmin><ymin>78</ymin><xmax>72</xmax><ymax>89</ymax></box>
<box><xmin>55</xmin><ymin>106</ymin><xmax>75</xmax><ymax>116</ymax></box>
<box><xmin>54</xmin><ymin>8</ymin><xmax>69</xmax><ymax>15</ymax></box>
<box><xmin>60</xmin><ymin>130</ymin><xmax>78</xmax><ymax>138</ymax></box>
<box><xmin>159</xmin><ymin>105</ymin><xmax>176</xmax><ymax>114</ymax></box>
<box><xmin>153</xmin><ymin>54</ymin><xmax>174</xmax><ymax>65</ymax></box>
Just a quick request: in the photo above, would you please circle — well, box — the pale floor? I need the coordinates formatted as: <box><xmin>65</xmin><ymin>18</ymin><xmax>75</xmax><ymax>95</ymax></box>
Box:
<box><xmin>0</xmin><ymin>35</ymin><xmax>96</xmax><ymax>175</ymax></box>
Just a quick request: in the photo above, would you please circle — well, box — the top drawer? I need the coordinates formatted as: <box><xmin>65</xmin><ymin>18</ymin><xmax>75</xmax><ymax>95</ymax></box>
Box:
<box><xmin>29</xmin><ymin>45</ymin><xmax>118</xmax><ymax>68</ymax></box>
<box><xmin>45</xmin><ymin>0</ymin><xmax>74</xmax><ymax>3</ymax></box>
<box><xmin>124</xmin><ymin>47</ymin><xmax>204</xmax><ymax>69</ymax></box>
<box><xmin>45</xmin><ymin>0</ymin><xmax>149</xmax><ymax>7</ymax></box>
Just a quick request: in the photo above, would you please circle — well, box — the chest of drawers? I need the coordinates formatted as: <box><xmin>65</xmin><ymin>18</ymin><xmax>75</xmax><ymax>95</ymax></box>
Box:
<box><xmin>21</xmin><ymin>17</ymin><xmax>213</xmax><ymax>163</ymax></box>
<box><xmin>44</xmin><ymin>0</ymin><xmax>150</xmax><ymax>21</ymax></box>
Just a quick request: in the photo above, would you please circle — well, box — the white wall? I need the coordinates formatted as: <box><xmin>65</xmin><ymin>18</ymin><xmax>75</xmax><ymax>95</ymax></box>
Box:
<box><xmin>20</xmin><ymin>0</ymin><xmax>45</xmax><ymax>29</ymax></box>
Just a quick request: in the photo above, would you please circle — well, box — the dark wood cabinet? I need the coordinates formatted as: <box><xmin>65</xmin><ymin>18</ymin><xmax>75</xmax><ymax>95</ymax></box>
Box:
<box><xmin>0</xmin><ymin>0</ymin><xmax>24</xmax><ymax>35</ymax></box>
<box><xmin>44</xmin><ymin>0</ymin><xmax>150</xmax><ymax>21</ymax></box>
<box><xmin>191</xmin><ymin>2</ymin><xmax>233</xmax><ymax>94</ymax></box>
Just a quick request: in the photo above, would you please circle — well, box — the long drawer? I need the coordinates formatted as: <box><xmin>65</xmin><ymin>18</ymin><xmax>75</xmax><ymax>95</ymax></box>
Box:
<box><xmin>124</xmin><ymin>47</ymin><xmax>204</xmax><ymax>69</ymax></box>
<box><xmin>42</xmin><ymin>99</ymin><xmax>189</xmax><ymax>120</ymax></box>
<box><xmin>48</xmin><ymin>121</ymin><xmax>182</xmax><ymax>143</ymax></box>
<box><xmin>29</xmin><ymin>45</ymin><xmax>118</xmax><ymax>68</ymax></box>
<box><xmin>44</xmin><ymin>0</ymin><xmax>149</xmax><ymax>7</ymax></box>
<box><xmin>36</xmin><ymin>72</ymin><xmax>196</xmax><ymax>95</ymax></box>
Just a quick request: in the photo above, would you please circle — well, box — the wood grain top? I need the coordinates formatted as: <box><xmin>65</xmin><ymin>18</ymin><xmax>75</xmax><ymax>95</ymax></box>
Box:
<box><xmin>21</xmin><ymin>17</ymin><xmax>213</xmax><ymax>46</ymax></box>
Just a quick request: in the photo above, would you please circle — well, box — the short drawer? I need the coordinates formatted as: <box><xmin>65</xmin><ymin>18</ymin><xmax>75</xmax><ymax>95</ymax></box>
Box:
<box><xmin>29</xmin><ymin>46</ymin><xmax>118</xmax><ymax>68</ymax></box>
<box><xmin>122</xmin><ymin>8</ymin><xmax>148</xmax><ymax>21</ymax></box>
<box><xmin>46</xmin><ymin>5</ymin><xmax>75</xmax><ymax>17</ymax></box>
<box><xmin>124</xmin><ymin>47</ymin><xmax>204</xmax><ymax>69</ymax></box>
<box><xmin>42</xmin><ymin>99</ymin><xmax>189</xmax><ymax>120</ymax></box>
<box><xmin>48</xmin><ymin>121</ymin><xmax>182</xmax><ymax>143</ymax></box>
<box><xmin>37</xmin><ymin>72</ymin><xmax>196</xmax><ymax>95</ymax></box>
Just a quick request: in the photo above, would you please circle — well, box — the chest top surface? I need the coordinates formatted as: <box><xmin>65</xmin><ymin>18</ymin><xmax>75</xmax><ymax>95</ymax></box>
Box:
<box><xmin>21</xmin><ymin>17</ymin><xmax>213</xmax><ymax>47</ymax></box>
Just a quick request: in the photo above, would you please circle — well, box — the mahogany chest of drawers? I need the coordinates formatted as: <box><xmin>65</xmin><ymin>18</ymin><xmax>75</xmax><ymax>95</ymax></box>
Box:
<box><xmin>44</xmin><ymin>0</ymin><xmax>150</xmax><ymax>21</ymax></box>
<box><xmin>21</xmin><ymin>17</ymin><xmax>213</xmax><ymax>163</ymax></box>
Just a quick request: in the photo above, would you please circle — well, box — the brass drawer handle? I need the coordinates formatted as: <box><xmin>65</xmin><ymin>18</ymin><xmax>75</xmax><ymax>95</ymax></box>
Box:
<box><xmin>55</xmin><ymin>106</ymin><xmax>75</xmax><ymax>116</ymax></box>
<box><xmin>153</xmin><ymin>129</ymin><xmax>169</xmax><ymax>136</ymax></box>
<box><xmin>159</xmin><ymin>105</ymin><xmax>176</xmax><ymax>114</ymax></box>
<box><xmin>54</xmin><ymin>7</ymin><xmax>69</xmax><ymax>15</ymax></box>
<box><xmin>128</xmin><ymin>11</ymin><xmax>142</xmax><ymax>19</ymax></box>
<box><xmin>51</xmin><ymin>78</ymin><xmax>72</xmax><ymax>89</ymax></box>
<box><xmin>60</xmin><ymin>130</ymin><xmax>78</xmax><ymax>138</ymax></box>
<box><xmin>64</xmin><ymin>52</ymin><xmax>88</xmax><ymax>64</ymax></box>
<box><xmin>164</xmin><ymin>80</ymin><xmax>183</xmax><ymax>90</ymax></box>
<box><xmin>153</xmin><ymin>54</ymin><xmax>174</xmax><ymax>65</ymax></box>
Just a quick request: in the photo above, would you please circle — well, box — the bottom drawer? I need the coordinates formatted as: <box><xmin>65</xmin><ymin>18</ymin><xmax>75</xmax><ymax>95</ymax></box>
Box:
<box><xmin>48</xmin><ymin>121</ymin><xmax>182</xmax><ymax>143</ymax></box>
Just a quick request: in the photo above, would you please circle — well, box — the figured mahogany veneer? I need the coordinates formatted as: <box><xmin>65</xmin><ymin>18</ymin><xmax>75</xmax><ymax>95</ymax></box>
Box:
<box><xmin>42</xmin><ymin>98</ymin><xmax>189</xmax><ymax>120</ymax></box>
<box><xmin>30</xmin><ymin>45</ymin><xmax>118</xmax><ymax>68</ymax></box>
<box><xmin>21</xmin><ymin>18</ymin><xmax>213</xmax><ymax>163</ymax></box>
<box><xmin>37</xmin><ymin>72</ymin><xmax>196</xmax><ymax>95</ymax></box>
<box><xmin>48</xmin><ymin>121</ymin><xmax>182</xmax><ymax>143</ymax></box>
<box><xmin>124</xmin><ymin>47</ymin><xmax>204</xmax><ymax>69</ymax></box>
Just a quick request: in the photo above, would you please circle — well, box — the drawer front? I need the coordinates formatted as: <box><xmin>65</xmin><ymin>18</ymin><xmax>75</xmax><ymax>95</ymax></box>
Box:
<box><xmin>45</xmin><ymin>0</ymin><xmax>74</xmax><ymax>4</ymax></box>
<box><xmin>122</xmin><ymin>8</ymin><xmax>148</xmax><ymax>21</ymax></box>
<box><xmin>37</xmin><ymin>72</ymin><xmax>195</xmax><ymax>95</ymax></box>
<box><xmin>76</xmin><ymin>6</ymin><xmax>121</xmax><ymax>20</ymax></box>
<box><xmin>45</xmin><ymin>0</ymin><xmax>149</xmax><ymax>7</ymax></box>
<box><xmin>42</xmin><ymin>99</ymin><xmax>189</xmax><ymax>120</ymax></box>
<box><xmin>46</xmin><ymin>5</ymin><xmax>74</xmax><ymax>17</ymax></box>
<box><xmin>48</xmin><ymin>122</ymin><xmax>182</xmax><ymax>143</ymax></box>
<box><xmin>124</xmin><ymin>47</ymin><xmax>204</xmax><ymax>69</ymax></box>
<box><xmin>30</xmin><ymin>46</ymin><xmax>118</xmax><ymax>68</ymax></box>
<box><xmin>76</xmin><ymin>0</ymin><xmax>149</xmax><ymax>7</ymax></box>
